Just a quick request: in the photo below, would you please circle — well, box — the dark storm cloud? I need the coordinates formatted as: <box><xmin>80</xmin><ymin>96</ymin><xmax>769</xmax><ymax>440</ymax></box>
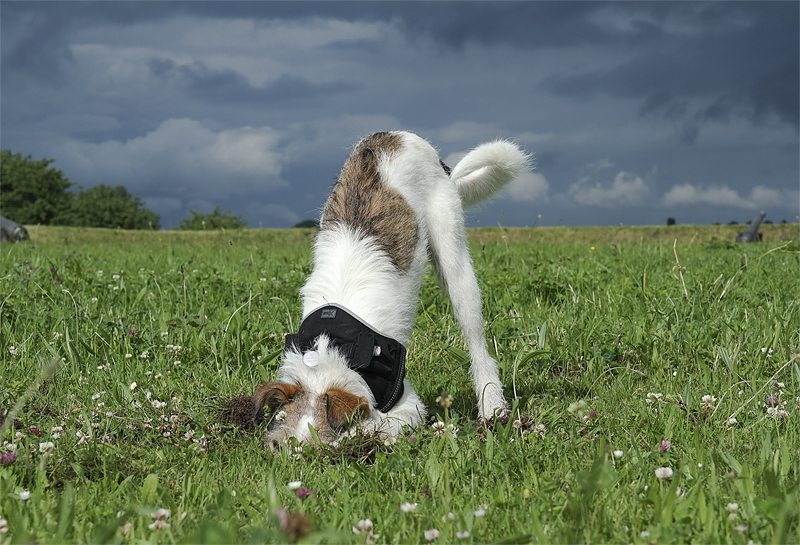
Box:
<box><xmin>2</xmin><ymin>1</ymin><xmax>797</xmax><ymax>229</ymax></box>
<box><xmin>539</xmin><ymin>2</ymin><xmax>799</xmax><ymax>143</ymax></box>
<box><xmin>148</xmin><ymin>58</ymin><xmax>360</xmax><ymax>104</ymax></box>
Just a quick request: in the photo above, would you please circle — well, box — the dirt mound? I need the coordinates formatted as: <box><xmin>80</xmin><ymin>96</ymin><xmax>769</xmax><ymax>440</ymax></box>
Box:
<box><xmin>221</xmin><ymin>394</ymin><xmax>257</xmax><ymax>429</ymax></box>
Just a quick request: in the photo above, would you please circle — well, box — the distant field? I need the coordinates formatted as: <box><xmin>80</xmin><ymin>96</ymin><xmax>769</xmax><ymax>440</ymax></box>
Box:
<box><xmin>1</xmin><ymin>225</ymin><xmax>798</xmax><ymax>543</ymax></box>
<box><xmin>23</xmin><ymin>222</ymin><xmax>800</xmax><ymax>246</ymax></box>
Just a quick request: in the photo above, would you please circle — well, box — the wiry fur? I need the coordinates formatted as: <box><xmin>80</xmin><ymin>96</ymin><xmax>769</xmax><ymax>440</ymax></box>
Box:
<box><xmin>254</xmin><ymin>131</ymin><xmax>530</xmax><ymax>447</ymax></box>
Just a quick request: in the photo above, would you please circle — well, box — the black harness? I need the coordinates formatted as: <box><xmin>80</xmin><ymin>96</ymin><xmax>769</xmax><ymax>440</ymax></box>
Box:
<box><xmin>284</xmin><ymin>304</ymin><xmax>406</xmax><ymax>412</ymax></box>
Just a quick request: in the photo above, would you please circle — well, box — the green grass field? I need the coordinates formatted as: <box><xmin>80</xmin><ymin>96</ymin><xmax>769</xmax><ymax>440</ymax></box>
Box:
<box><xmin>1</xmin><ymin>225</ymin><xmax>799</xmax><ymax>544</ymax></box>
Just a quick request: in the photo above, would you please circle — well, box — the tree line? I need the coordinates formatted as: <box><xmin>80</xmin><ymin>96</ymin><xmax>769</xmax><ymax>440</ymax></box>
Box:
<box><xmin>0</xmin><ymin>150</ymin><xmax>249</xmax><ymax>230</ymax></box>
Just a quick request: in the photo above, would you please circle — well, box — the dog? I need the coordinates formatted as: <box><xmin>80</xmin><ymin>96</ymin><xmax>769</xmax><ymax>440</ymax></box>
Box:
<box><xmin>253</xmin><ymin>131</ymin><xmax>529</xmax><ymax>447</ymax></box>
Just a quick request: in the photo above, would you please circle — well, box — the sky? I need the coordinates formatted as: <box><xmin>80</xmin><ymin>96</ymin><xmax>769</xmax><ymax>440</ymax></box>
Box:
<box><xmin>2</xmin><ymin>1</ymin><xmax>798</xmax><ymax>229</ymax></box>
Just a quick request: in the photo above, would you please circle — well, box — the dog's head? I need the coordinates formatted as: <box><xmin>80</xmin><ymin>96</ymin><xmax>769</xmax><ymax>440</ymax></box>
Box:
<box><xmin>253</xmin><ymin>335</ymin><xmax>374</xmax><ymax>448</ymax></box>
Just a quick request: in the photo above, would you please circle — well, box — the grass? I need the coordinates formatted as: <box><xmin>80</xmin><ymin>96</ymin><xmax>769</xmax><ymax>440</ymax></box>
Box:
<box><xmin>1</xmin><ymin>225</ymin><xmax>799</xmax><ymax>544</ymax></box>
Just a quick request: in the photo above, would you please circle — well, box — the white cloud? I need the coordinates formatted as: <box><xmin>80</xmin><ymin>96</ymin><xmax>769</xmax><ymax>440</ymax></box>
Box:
<box><xmin>661</xmin><ymin>183</ymin><xmax>797</xmax><ymax>209</ymax></box>
<box><xmin>505</xmin><ymin>171</ymin><xmax>550</xmax><ymax>202</ymax></box>
<box><xmin>569</xmin><ymin>171</ymin><xmax>649</xmax><ymax>207</ymax></box>
<box><xmin>55</xmin><ymin>118</ymin><xmax>286</xmax><ymax>198</ymax></box>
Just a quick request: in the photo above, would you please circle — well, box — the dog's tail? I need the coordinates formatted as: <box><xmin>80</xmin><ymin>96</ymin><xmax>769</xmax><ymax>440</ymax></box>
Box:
<box><xmin>448</xmin><ymin>140</ymin><xmax>531</xmax><ymax>207</ymax></box>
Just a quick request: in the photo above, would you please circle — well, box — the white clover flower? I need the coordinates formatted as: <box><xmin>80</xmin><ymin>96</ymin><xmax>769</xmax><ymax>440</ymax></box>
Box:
<box><xmin>613</xmin><ymin>450</ymin><xmax>624</xmax><ymax>458</ymax></box>
<box><xmin>424</xmin><ymin>529</ymin><xmax>440</xmax><ymax>541</ymax></box>
<box><xmin>39</xmin><ymin>442</ymin><xmax>55</xmax><ymax>455</ymax></box>
<box><xmin>567</xmin><ymin>399</ymin><xmax>587</xmax><ymax>415</ymax></box>
<box><xmin>355</xmin><ymin>519</ymin><xmax>373</xmax><ymax>533</ymax></box>
<box><xmin>400</xmin><ymin>502</ymin><xmax>418</xmax><ymax>513</ymax></box>
<box><xmin>726</xmin><ymin>417</ymin><xmax>738</xmax><ymax>427</ymax></box>
<box><xmin>125</xmin><ymin>354</ymin><xmax>133</xmax><ymax>359</ymax></box>
<box><xmin>19</xmin><ymin>491</ymin><xmax>31</xmax><ymax>500</ymax></box>
<box><xmin>474</xmin><ymin>508</ymin><xmax>486</xmax><ymax>517</ymax></box>
<box><xmin>533</xmin><ymin>424</ymin><xmax>546</xmax><ymax>436</ymax></box>
<box><xmin>456</xmin><ymin>531</ymin><xmax>470</xmax><ymax>539</ymax></box>
<box><xmin>287</xmin><ymin>481</ymin><xmax>302</xmax><ymax>490</ymax></box>
<box><xmin>700</xmin><ymin>394</ymin><xmax>717</xmax><ymax>411</ymax></box>
<box><xmin>148</xmin><ymin>520</ymin><xmax>170</xmax><ymax>530</ymax></box>
<box><xmin>726</xmin><ymin>503</ymin><xmax>739</xmax><ymax>512</ymax></box>
<box><xmin>91</xmin><ymin>297</ymin><xmax>98</xmax><ymax>303</ymax></box>
<box><xmin>0</xmin><ymin>518</ymin><xmax>8</xmax><ymax>533</ymax></box>
<box><xmin>152</xmin><ymin>508</ymin><xmax>170</xmax><ymax>520</ymax></box>
<box><xmin>9</xmin><ymin>346</ymin><xmax>18</xmax><ymax>356</ymax></box>
<box><xmin>654</xmin><ymin>467</ymin><xmax>674</xmax><ymax>479</ymax></box>
<box><xmin>383</xmin><ymin>436</ymin><xmax>397</xmax><ymax>447</ymax></box>
<box><xmin>275</xmin><ymin>410</ymin><xmax>287</xmax><ymax>422</ymax></box>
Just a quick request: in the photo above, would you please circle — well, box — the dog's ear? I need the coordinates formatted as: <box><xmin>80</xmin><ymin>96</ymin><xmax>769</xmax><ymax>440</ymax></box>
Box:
<box><xmin>253</xmin><ymin>382</ymin><xmax>299</xmax><ymax>422</ymax></box>
<box><xmin>325</xmin><ymin>387</ymin><xmax>371</xmax><ymax>431</ymax></box>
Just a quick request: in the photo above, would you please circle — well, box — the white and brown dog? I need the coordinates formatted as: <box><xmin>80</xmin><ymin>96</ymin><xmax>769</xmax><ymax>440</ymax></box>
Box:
<box><xmin>254</xmin><ymin>131</ymin><xmax>529</xmax><ymax>447</ymax></box>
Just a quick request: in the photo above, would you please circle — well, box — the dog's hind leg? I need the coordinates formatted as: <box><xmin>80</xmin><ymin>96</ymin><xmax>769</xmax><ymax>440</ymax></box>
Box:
<box><xmin>426</xmin><ymin>187</ymin><xmax>507</xmax><ymax>420</ymax></box>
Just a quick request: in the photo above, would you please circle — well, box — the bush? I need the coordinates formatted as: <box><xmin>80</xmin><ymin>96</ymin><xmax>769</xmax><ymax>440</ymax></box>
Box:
<box><xmin>176</xmin><ymin>206</ymin><xmax>249</xmax><ymax>230</ymax></box>
<box><xmin>61</xmin><ymin>184</ymin><xmax>161</xmax><ymax>230</ymax></box>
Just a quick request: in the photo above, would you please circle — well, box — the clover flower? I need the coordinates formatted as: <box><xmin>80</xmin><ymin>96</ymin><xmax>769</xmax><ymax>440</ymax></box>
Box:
<box><xmin>39</xmin><ymin>442</ymin><xmax>55</xmax><ymax>456</ymax></box>
<box><xmin>424</xmin><ymin>529</ymin><xmax>440</xmax><ymax>541</ymax></box>
<box><xmin>645</xmin><ymin>392</ymin><xmax>663</xmax><ymax>403</ymax></box>
<box><xmin>19</xmin><ymin>491</ymin><xmax>31</xmax><ymax>500</ymax></box>
<box><xmin>353</xmin><ymin>519</ymin><xmax>379</xmax><ymax>545</ymax></box>
<box><xmin>287</xmin><ymin>481</ymin><xmax>302</xmax><ymax>490</ymax></box>
<box><xmin>533</xmin><ymin>424</ymin><xmax>546</xmax><ymax>436</ymax></box>
<box><xmin>654</xmin><ymin>467</ymin><xmax>674</xmax><ymax>479</ymax></box>
<box><xmin>296</xmin><ymin>488</ymin><xmax>310</xmax><ymax>499</ymax></box>
<box><xmin>567</xmin><ymin>399</ymin><xmax>587</xmax><ymax>416</ymax></box>
<box><xmin>456</xmin><ymin>530</ymin><xmax>471</xmax><ymax>539</ymax></box>
<box><xmin>613</xmin><ymin>450</ymin><xmax>624</xmax><ymax>458</ymax></box>
<box><xmin>0</xmin><ymin>518</ymin><xmax>8</xmax><ymax>534</ymax></box>
<box><xmin>658</xmin><ymin>439</ymin><xmax>670</xmax><ymax>453</ymax></box>
<box><xmin>436</xmin><ymin>392</ymin><xmax>452</xmax><ymax>408</ymax></box>
<box><xmin>0</xmin><ymin>452</ymin><xmax>17</xmax><ymax>466</ymax></box>
<box><xmin>400</xmin><ymin>502</ymin><xmax>418</xmax><ymax>513</ymax></box>
<box><xmin>700</xmin><ymin>394</ymin><xmax>717</xmax><ymax>411</ymax></box>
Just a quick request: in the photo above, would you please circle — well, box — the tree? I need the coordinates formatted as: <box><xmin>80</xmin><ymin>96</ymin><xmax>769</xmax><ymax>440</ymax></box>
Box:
<box><xmin>0</xmin><ymin>149</ymin><xmax>75</xmax><ymax>224</ymax></box>
<box><xmin>61</xmin><ymin>184</ymin><xmax>161</xmax><ymax>230</ymax></box>
<box><xmin>666</xmin><ymin>217</ymin><xmax>676</xmax><ymax>226</ymax></box>
<box><xmin>176</xmin><ymin>206</ymin><xmax>248</xmax><ymax>230</ymax></box>
<box><xmin>293</xmin><ymin>219</ymin><xmax>320</xmax><ymax>228</ymax></box>
<box><xmin>1</xmin><ymin>150</ymin><xmax>160</xmax><ymax>229</ymax></box>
